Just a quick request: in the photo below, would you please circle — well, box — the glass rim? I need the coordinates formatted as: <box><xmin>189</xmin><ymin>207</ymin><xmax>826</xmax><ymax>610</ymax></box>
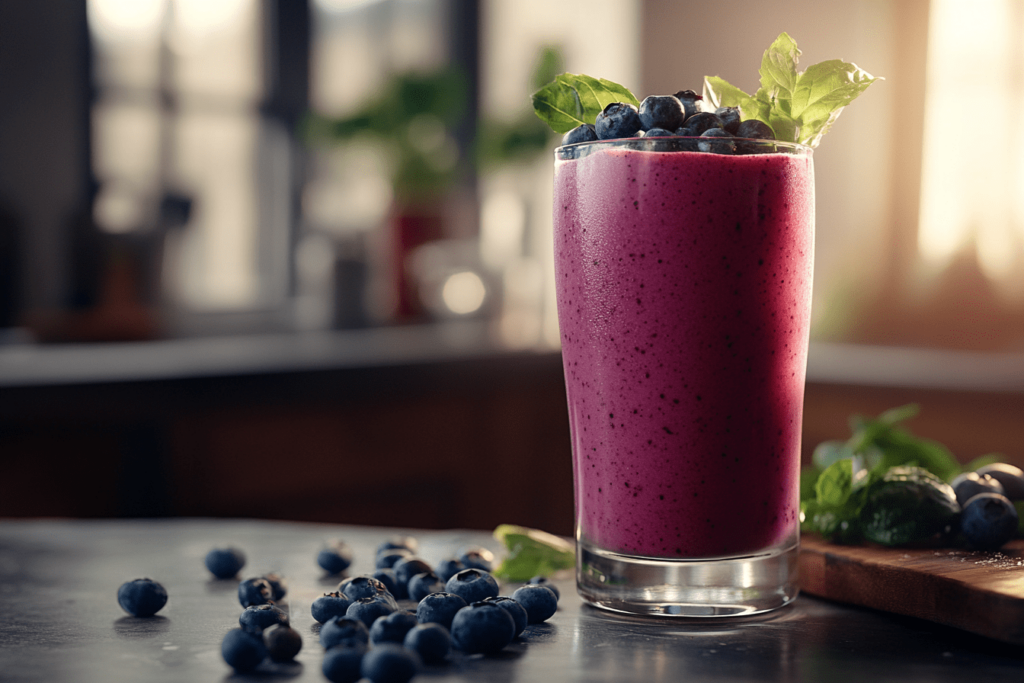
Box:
<box><xmin>555</xmin><ymin>135</ymin><xmax>812</xmax><ymax>161</ymax></box>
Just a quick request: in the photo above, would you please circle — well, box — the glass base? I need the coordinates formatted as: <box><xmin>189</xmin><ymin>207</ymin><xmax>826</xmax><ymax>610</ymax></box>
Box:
<box><xmin>577</xmin><ymin>539</ymin><xmax>799</xmax><ymax>618</ymax></box>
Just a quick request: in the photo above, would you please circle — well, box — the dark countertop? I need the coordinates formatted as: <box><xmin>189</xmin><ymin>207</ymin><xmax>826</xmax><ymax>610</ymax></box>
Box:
<box><xmin>1</xmin><ymin>519</ymin><xmax>1022</xmax><ymax>682</ymax></box>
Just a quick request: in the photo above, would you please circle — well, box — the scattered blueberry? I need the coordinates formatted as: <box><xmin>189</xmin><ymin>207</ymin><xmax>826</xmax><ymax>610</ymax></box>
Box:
<box><xmin>975</xmin><ymin>463</ymin><xmax>1024</xmax><ymax>500</ymax></box>
<box><xmin>561</xmin><ymin>124</ymin><xmax>598</xmax><ymax>147</ymax></box>
<box><xmin>322</xmin><ymin>645</ymin><xmax>366</xmax><ymax>683</ymax></box>
<box><xmin>527</xmin><ymin>576</ymin><xmax>560</xmax><ymax>601</ymax></box>
<box><xmin>434</xmin><ymin>558</ymin><xmax>465</xmax><ymax>583</ymax></box>
<box><xmin>361</xmin><ymin>643</ymin><xmax>420</xmax><ymax>683</ymax></box>
<box><xmin>372</xmin><ymin>568</ymin><xmax>401</xmax><ymax>596</ymax></box>
<box><xmin>672</xmin><ymin>89</ymin><xmax>702</xmax><ymax>120</ymax></box>
<box><xmin>714</xmin><ymin>106</ymin><xmax>741</xmax><ymax>133</ymax></box>
<box><xmin>445</xmin><ymin>568</ymin><xmax>500</xmax><ymax>604</ymax></box>
<box><xmin>238</xmin><ymin>577</ymin><xmax>274</xmax><ymax>607</ymax></box>
<box><xmin>369</xmin><ymin>609</ymin><xmax>419</xmax><ymax>645</ymax></box>
<box><xmin>375</xmin><ymin>548</ymin><xmax>413</xmax><ymax>570</ymax></box>
<box><xmin>639</xmin><ymin>95</ymin><xmax>685</xmax><ymax>132</ymax></box>
<box><xmin>204</xmin><ymin>547</ymin><xmax>246</xmax><ymax>579</ymax></box>
<box><xmin>117</xmin><ymin>578</ymin><xmax>168</xmax><ymax>617</ymax></box>
<box><xmin>698</xmin><ymin>128</ymin><xmax>735</xmax><ymax>154</ymax></box>
<box><xmin>393</xmin><ymin>557</ymin><xmax>433</xmax><ymax>590</ymax></box>
<box><xmin>239</xmin><ymin>603</ymin><xmax>288</xmax><ymax>632</ymax></box>
<box><xmin>450</xmin><ymin>602</ymin><xmax>516</xmax><ymax>654</ymax></box>
<box><xmin>961</xmin><ymin>493</ymin><xmax>1019</xmax><ymax>550</ymax></box>
<box><xmin>262</xmin><ymin>572</ymin><xmax>287</xmax><ymax>600</ymax></box>
<box><xmin>483</xmin><ymin>596</ymin><xmax>528</xmax><ymax>638</ymax></box>
<box><xmin>346</xmin><ymin>596</ymin><xmax>396</xmax><ymax>629</ymax></box>
<box><xmin>951</xmin><ymin>471</ymin><xmax>1005</xmax><ymax>507</ymax></box>
<box><xmin>681</xmin><ymin>112</ymin><xmax>724</xmax><ymax>136</ymax></box>
<box><xmin>376</xmin><ymin>535</ymin><xmax>419</xmax><ymax>556</ymax></box>
<box><xmin>263</xmin><ymin>623</ymin><xmax>302</xmax><ymax>662</ymax></box>
<box><xmin>339</xmin><ymin>575</ymin><xmax>393</xmax><ymax>603</ymax></box>
<box><xmin>221</xmin><ymin>627</ymin><xmax>267</xmax><ymax>673</ymax></box>
<box><xmin>595</xmin><ymin>102</ymin><xmax>642</xmax><ymax>140</ymax></box>
<box><xmin>512</xmin><ymin>584</ymin><xmax>558</xmax><ymax>624</ymax></box>
<box><xmin>312</xmin><ymin>592</ymin><xmax>354</xmax><ymax>624</ymax></box>
<box><xmin>416</xmin><ymin>592</ymin><xmax>468</xmax><ymax>630</ymax></box>
<box><xmin>403</xmin><ymin>623</ymin><xmax>452</xmax><ymax>664</ymax></box>
<box><xmin>318</xmin><ymin>540</ymin><xmax>354</xmax><ymax>575</ymax></box>
<box><xmin>320</xmin><ymin>616</ymin><xmax>370</xmax><ymax>650</ymax></box>
<box><xmin>408</xmin><ymin>571</ymin><xmax>444</xmax><ymax>603</ymax></box>
<box><xmin>459</xmin><ymin>547</ymin><xmax>495</xmax><ymax>572</ymax></box>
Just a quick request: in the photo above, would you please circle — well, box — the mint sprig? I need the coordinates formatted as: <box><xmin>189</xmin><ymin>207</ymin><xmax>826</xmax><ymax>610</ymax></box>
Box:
<box><xmin>492</xmin><ymin>524</ymin><xmax>575</xmax><ymax>581</ymax></box>
<box><xmin>531</xmin><ymin>73</ymin><xmax>639</xmax><ymax>134</ymax></box>
<box><xmin>704</xmin><ymin>32</ymin><xmax>880</xmax><ymax>148</ymax></box>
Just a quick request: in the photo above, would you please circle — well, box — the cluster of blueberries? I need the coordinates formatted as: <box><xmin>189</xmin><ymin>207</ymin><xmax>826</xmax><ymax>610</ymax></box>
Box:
<box><xmin>950</xmin><ymin>463</ymin><xmax>1024</xmax><ymax>550</ymax></box>
<box><xmin>561</xmin><ymin>90</ymin><xmax>777</xmax><ymax>155</ymax></box>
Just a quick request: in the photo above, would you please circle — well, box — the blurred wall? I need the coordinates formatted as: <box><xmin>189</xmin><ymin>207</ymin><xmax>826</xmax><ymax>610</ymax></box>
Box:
<box><xmin>0</xmin><ymin>0</ymin><xmax>91</xmax><ymax>315</ymax></box>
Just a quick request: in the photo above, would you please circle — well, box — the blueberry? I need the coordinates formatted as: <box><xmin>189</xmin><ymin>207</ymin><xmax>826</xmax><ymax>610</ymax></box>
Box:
<box><xmin>369</xmin><ymin>609</ymin><xmax>418</xmax><ymax>645</ymax></box>
<box><xmin>434</xmin><ymin>558</ymin><xmax>465</xmax><ymax>583</ymax></box>
<box><xmin>346</xmin><ymin>596</ymin><xmax>396</xmax><ymax>629</ymax></box>
<box><xmin>511</xmin><ymin>584</ymin><xmax>558</xmax><ymax>624</ymax></box>
<box><xmin>416</xmin><ymin>592</ymin><xmax>468</xmax><ymax>630</ymax></box>
<box><xmin>204</xmin><ymin>547</ymin><xmax>245</xmax><ymax>579</ymax></box>
<box><xmin>408</xmin><ymin>571</ymin><xmax>444</xmax><ymax>603</ymax></box>
<box><xmin>393</xmin><ymin>557</ymin><xmax>433</xmax><ymax>589</ymax></box>
<box><xmin>595</xmin><ymin>102</ymin><xmax>642</xmax><ymax>140</ymax></box>
<box><xmin>403</xmin><ymin>623</ymin><xmax>451</xmax><ymax>664</ymax></box>
<box><xmin>361</xmin><ymin>643</ymin><xmax>420</xmax><ymax>683</ymax></box>
<box><xmin>638</xmin><ymin>95</ymin><xmax>685</xmax><ymax>132</ymax></box>
<box><xmin>376</xmin><ymin>535</ymin><xmax>419</xmax><ymax>556</ymax></box>
<box><xmin>445</xmin><ymin>568</ymin><xmax>500</xmax><ymax>604</ymax></box>
<box><xmin>459</xmin><ymin>547</ymin><xmax>495</xmax><ymax>572</ymax></box>
<box><xmin>681</xmin><ymin>112</ymin><xmax>724</xmax><ymax>136</ymax></box>
<box><xmin>561</xmin><ymin>124</ymin><xmax>598</xmax><ymax>147</ymax></box>
<box><xmin>339</xmin><ymin>575</ymin><xmax>394</xmax><ymax>604</ymax></box>
<box><xmin>714</xmin><ymin>106</ymin><xmax>741</xmax><ymax>134</ymax></box>
<box><xmin>263</xmin><ymin>623</ymin><xmax>302</xmax><ymax>662</ymax></box>
<box><xmin>117</xmin><ymin>578</ymin><xmax>168</xmax><ymax>617</ymax></box>
<box><xmin>322</xmin><ymin>645</ymin><xmax>365</xmax><ymax>683</ymax></box>
<box><xmin>961</xmin><ymin>493</ymin><xmax>1019</xmax><ymax>550</ymax></box>
<box><xmin>951</xmin><ymin>471</ymin><xmax>1004</xmax><ymax>507</ymax></box>
<box><xmin>312</xmin><ymin>592</ymin><xmax>354</xmax><ymax>624</ymax></box>
<box><xmin>641</xmin><ymin>127</ymin><xmax>676</xmax><ymax>138</ymax></box>
<box><xmin>221</xmin><ymin>627</ymin><xmax>267</xmax><ymax>673</ymax></box>
<box><xmin>239</xmin><ymin>604</ymin><xmax>288</xmax><ymax>632</ymax></box>
<box><xmin>483</xmin><ymin>596</ymin><xmax>528</xmax><ymax>637</ymax></box>
<box><xmin>375</xmin><ymin>548</ymin><xmax>413</xmax><ymax>570</ymax></box>
<box><xmin>672</xmin><ymin>89</ymin><xmax>703</xmax><ymax>120</ymax></box>
<box><xmin>975</xmin><ymin>463</ymin><xmax>1024</xmax><ymax>500</ymax></box>
<box><xmin>320</xmin><ymin>615</ymin><xmax>370</xmax><ymax>649</ymax></box>
<box><xmin>238</xmin><ymin>577</ymin><xmax>274</xmax><ymax>607</ymax></box>
<box><xmin>262</xmin><ymin>572</ymin><xmax>287</xmax><ymax>600</ymax></box>
<box><xmin>527</xmin><ymin>576</ymin><xmax>560</xmax><ymax>601</ymax></box>
<box><xmin>450</xmin><ymin>602</ymin><xmax>516</xmax><ymax>654</ymax></box>
<box><xmin>318</xmin><ymin>540</ymin><xmax>354</xmax><ymax>575</ymax></box>
<box><xmin>372</xmin><ymin>568</ymin><xmax>401</xmax><ymax>596</ymax></box>
<box><xmin>735</xmin><ymin>119</ymin><xmax>776</xmax><ymax>140</ymax></box>
<box><xmin>698</xmin><ymin>128</ymin><xmax>735</xmax><ymax>154</ymax></box>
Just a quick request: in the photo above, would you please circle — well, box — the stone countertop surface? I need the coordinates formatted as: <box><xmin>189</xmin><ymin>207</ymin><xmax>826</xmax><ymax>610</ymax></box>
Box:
<box><xmin>1</xmin><ymin>518</ymin><xmax>1022</xmax><ymax>682</ymax></box>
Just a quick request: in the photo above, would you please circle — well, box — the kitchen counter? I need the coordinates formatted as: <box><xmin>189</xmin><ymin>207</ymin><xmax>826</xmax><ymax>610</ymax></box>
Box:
<box><xmin>0</xmin><ymin>518</ymin><xmax>1021</xmax><ymax>682</ymax></box>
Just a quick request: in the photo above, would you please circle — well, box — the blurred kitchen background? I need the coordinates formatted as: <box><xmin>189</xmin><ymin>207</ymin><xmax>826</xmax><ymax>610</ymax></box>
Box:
<box><xmin>1</xmin><ymin>0</ymin><xmax>1022</xmax><ymax>536</ymax></box>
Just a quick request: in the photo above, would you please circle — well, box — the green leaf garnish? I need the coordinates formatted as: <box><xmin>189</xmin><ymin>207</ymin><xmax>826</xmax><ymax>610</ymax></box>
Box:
<box><xmin>492</xmin><ymin>524</ymin><xmax>575</xmax><ymax>581</ymax></box>
<box><xmin>703</xmin><ymin>32</ymin><xmax>880</xmax><ymax>147</ymax></box>
<box><xmin>531</xmin><ymin>73</ymin><xmax>639</xmax><ymax>134</ymax></box>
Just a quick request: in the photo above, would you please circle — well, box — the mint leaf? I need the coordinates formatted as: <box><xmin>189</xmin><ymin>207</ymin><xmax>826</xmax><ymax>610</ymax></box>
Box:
<box><xmin>492</xmin><ymin>524</ymin><xmax>575</xmax><ymax>581</ymax></box>
<box><xmin>702</xmin><ymin>76</ymin><xmax>766</xmax><ymax>119</ymax></box>
<box><xmin>815</xmin><ymin>459</ymin><xmax>854</xmax><ymax>508</ymax></box>
<box><xmin>789</xmin><ymin>58</ymin><xmax>881</xmax><ymax>147</ymax></box>
<box><xmin>758</xmin><ymin>32</ymin><xmax>802</xmax><ymax>104</ymax></box>
<box><xmin>532</xmin><ymin>74</ymin><xmax>639</xmax><ymax>134</ymax></box>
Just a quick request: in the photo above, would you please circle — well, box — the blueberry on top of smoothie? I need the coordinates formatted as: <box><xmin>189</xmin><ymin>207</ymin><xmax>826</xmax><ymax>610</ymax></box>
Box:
<box><xmin>595</xmin><ymin>102</ymin><xmax>642</xmax><ymax>140</ymax></box>
<box><xmin>639</xmin><ymin>95</ymin><xmax>685</xmax><ymax>132</ymax></box>
<box><xmin>672</xmin><ymin>89</ymin><xmax>703</xmax><ymax>120</ymax></box>
<box><xmin>562</xmin><ymin>124</ymin><xmax>598</xmax><ymax>147</ymax></box>
<box><xmin>680</xmin><ymin>112</ymin><xmax>724</xmax><ymax>137</ymax></box>
<box><xmin>714</xmin><ymin>106</ymin><xmax>741</xmax><ymax>134</ymax></box>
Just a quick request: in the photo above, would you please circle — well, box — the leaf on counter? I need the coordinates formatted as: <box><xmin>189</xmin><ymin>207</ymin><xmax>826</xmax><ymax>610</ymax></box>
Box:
<box><xmin>492</xmin><ymin>524</ymin><xmax>575</xmax><ymax>582</ymax></box>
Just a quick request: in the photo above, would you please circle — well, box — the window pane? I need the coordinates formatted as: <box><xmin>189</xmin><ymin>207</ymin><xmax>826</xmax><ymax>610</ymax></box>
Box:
<box><xmin>169</xmin><ymin>0</ymin><xmax>262</xmax><ymax>103</ymax></box>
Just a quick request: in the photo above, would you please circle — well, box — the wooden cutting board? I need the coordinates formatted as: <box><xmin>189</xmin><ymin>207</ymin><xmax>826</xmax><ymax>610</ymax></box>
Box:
<box><xmin>798</xmin><ymin>534</ymin><xmax>1024</xmax><ymax>645</ymax></box>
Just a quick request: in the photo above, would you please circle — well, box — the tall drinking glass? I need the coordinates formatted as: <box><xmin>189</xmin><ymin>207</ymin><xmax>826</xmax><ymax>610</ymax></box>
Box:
<box><xmin>553</xmin><ymin>136</ymin><xmax>814</xmax><ymax>617</ymax></box>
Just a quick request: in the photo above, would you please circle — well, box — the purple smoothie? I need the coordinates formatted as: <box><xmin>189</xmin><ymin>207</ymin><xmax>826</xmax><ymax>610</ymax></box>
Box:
<box><xmin>554</xmin><ymin>141</ymin><xmax>814</xmax><ymax>559</ymax></box>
